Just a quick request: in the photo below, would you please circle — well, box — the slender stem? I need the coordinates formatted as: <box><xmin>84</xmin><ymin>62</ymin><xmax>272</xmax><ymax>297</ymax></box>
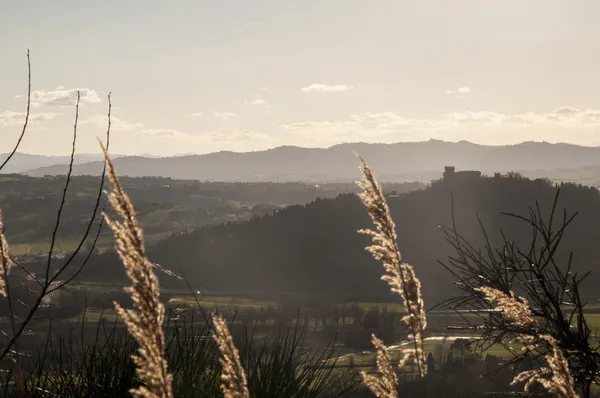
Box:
<box><xmin>0</xmin><ymin>50</ymin><xmax>31</xmax><ymax>172</ymax></box>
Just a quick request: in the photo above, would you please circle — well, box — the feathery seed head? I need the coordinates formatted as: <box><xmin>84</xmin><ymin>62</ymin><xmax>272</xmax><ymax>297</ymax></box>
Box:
<box><xmin>360</xmin><ymin>334</ymin><xmax>398</xmax><ymax>398</ymax></box>
<box><xmin>211</xmin><ymin>315</ymin><xmax>250</xmax><ymax>398</ymax></box>
<box><xmin>102</xmin><ymin>143</ymin><xmax>173</xmax><ymax>398</ymax></box>
<box><xmin>511</xmin><ymin>335</ymin><xmax>577</xmax><ymax>398</ymax></box>
<box><xmin>474</xmin><ymin>286</ymin><xmax>539</xmax><ymax>330</ymax></box>
<box><xmin>356</xmin><ymin>156</ymin><xmax>427</xmax><ymax>377</ymax></box>
<box><xmin>475</xmin><ymin>286</ymin><xmax>577</xmax><ymax>397</ymax></box>
<box><xmin>0</xmin><ymin>210</ymin><xmax>13</xmax><ymax>297</ymax></box>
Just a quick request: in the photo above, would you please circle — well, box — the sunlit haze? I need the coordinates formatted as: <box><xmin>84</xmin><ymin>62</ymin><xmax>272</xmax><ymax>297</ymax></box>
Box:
<box><xmin>2</xmin><ymin>0</ymin><xmax>600</xmax><ymax>155</ymax></box>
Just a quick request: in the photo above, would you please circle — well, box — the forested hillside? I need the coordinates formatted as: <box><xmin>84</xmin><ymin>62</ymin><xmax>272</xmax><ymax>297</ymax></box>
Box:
<box><xmin>0</xmin><ymin>173</ymin><xmax>421</xmax><ymax>255</ymax></box>
<box><xmin>74</xmin><ymin>174</ymin><xmax>600</xmax><ymax>300</ymax></box>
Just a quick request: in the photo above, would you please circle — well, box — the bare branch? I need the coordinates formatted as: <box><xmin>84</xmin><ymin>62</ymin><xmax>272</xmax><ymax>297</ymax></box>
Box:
<box><xmin>44</xmin><ymin>91</ymin><xmax>81</xmax><ymax>282</ymax></box>
<box><xmin>0</xmin><ymin>50</ymin><xmax>31</xmax><ymax>172</ymax></box>
<box><xmin>439</xmin><ymin>190</ymin><xmax>599</xmax><ymax>395</ymax></box>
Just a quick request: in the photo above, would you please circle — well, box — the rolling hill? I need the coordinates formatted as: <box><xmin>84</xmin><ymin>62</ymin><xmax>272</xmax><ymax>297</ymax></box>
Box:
<box><xmin>0</xmin><ymin>173</ymin><xmax>421</xmax><ymax>255</ymax></box>
<box><xmin>73</xmin><ymin>173</ymin><xmax>600</xmax><ymax>299</ymax></box>
<box><xmin>22</xmin><ymin>140</ymin><xmax>600</xmax><ymax>182</ymax></box>
<box><xmin>0</xmin><ymin>153</ymin><xmax>125</xmax><ymax>174</ymax></box>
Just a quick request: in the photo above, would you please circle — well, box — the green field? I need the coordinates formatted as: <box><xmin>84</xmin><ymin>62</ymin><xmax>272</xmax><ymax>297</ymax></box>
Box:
<box><xmin>582</xmin><ymin>313</ymin><xmax>600</xmax><ymax>329</ymax></box>
<box><xmin>333</xmin><ymin>336</ymin><xmax>513</xmax><ymax>363</ymax></box>
<box><xmin>65</xmin><ymin>291</ymin><xmax>600</xmax><ymax>375</ymax></box>
<box><xmin>71</xmin><ymin>307</ymin><xmax>121</xmax><ymax>323</ymax></box>
<box><xmin>9</xmin><ymin>230</ymin><xmax>177</xmax><ymax>256</ymax></box>
<box><xmin>168</xmin><ymin>295</ymin><xmax>276</xmax><ymax>310</ymax></box>
<box><xmin>11</xmin><ymin>239</ymin><xmax>91</xmax><ymax>256</ymax></box>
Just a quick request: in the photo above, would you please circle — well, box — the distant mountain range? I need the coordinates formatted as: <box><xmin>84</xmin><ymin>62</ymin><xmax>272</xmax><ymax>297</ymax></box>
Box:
<box><xmin>14</xmin><ymin>140</ymin><xmax>600</xmax><ymax>182</ymax></box>
<box><xmin>0</xmin><ymin>153</ymin><xmax>125</xmax><ymax>175</ymax></box>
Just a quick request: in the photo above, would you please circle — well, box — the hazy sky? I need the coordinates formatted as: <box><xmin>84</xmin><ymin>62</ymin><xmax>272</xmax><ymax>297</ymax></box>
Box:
<box><xmin>2</xmin><ymin>0</ymin><xmax>600</xmax><ymax>156</ymax></box>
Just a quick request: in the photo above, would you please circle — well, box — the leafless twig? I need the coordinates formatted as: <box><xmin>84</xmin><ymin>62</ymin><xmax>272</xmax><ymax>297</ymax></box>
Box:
<box><xmin>0</xmin><ymin>50</ymin><xmax>31</xmax><ymax>172</ymax></box>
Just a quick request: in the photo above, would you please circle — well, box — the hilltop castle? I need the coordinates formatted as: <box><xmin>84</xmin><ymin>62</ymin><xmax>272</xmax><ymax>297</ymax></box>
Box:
<box><xmin>443</xmin><ymin>166</ymin><xmax>482</xmax><ymax>182</ymax></box>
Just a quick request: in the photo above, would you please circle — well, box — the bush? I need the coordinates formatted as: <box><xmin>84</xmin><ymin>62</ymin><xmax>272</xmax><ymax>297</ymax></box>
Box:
<box><xmin>5</xmin><ymin>315</ymin><xmax>359</xmax><ymax>397</ymax></box>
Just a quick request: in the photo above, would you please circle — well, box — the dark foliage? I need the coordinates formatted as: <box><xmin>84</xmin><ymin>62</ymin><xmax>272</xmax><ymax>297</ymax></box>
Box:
<box><xmin>1</xmin><ymin>315</ymin><xmax>359</xmax><ymax>397</ymax></box>
<box><xmin>0</xmin><ymin>174</ymin><xmax>420</xmax><ymax>250</ymax></box>
<box><xmin>438</xmin><ymin>189</ymin><xmax>600</xmax><ymax>396</ymax></box>
<box><xmin>398</xmin><ymin>352</ymin><xmax>520</xmax><ymax>397</ymax></box>
<box><xmin>78</xmin><ymin>174</ymin><xmax>600</xmax><ymax>302</ymax></box>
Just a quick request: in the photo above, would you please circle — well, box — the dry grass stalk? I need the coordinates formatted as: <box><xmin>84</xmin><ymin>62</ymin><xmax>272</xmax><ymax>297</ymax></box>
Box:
<box><xmin>476</xmin><ymin>287</ymin><xmax>577</xmax><ymax>398</ymax></box>
<box><xmin>102</xmin><ymin>144</ymin><xmax>173</xmax><ymax>398</ymax></box>
<box><xmin>0</xmin><ymin>213</ymin><xmax>26</xmax><ymax>394</ymax></box>
<box><xmin>360</xmin><ymin>334</ymin><xmax>399</xmax><ymax>398</ymax></box>
<box><xmin>211</xmin><ymin>314</ymin><xmax>250</xmax><ymax>398</ymax></box>
<box><xmin>0</xmin><ymin>210</ymin><xmax>13</xmax><ymax>297</ymax></box>
<box><xmin>357</xmin><ymin>157</ymin><xmax>427</xmax><ymax>378</ymax></box>
<box><xmin>512</xmin><ymin>334</ymin><xmax>578</xmax><ymax>398</ymax></box>
<box><xmin>474</xmin><ymin>286</ymin><xmax>539</xmax><ymax>330</ymax></box>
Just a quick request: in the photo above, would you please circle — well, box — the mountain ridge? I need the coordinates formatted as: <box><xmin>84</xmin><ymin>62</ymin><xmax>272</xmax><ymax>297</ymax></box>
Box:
<box><xmin>18</xmin><ymin>140</ymin><xmax>600</xmax><ymax>182</ymax></box>
<box><xmin>0</xmin><ymin>152</ymin><xmax>126</xmax><ymax>174</ymax></box>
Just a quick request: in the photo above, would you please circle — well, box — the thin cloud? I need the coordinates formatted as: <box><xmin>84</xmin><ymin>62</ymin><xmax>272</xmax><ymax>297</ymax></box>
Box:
<box><xmin>24</xmin><ymin>87</ymin><xmax>102</xmax><ymax>107</ymax></box>
<box><xmin>82</xmin><ymin>115</ymin><xmax>145</xmax><ymax>132</ymax></box>
<box><xmin>204</xmin><ymin>129</ymin><xmax>273</xmax><ymax>144</ymax></box>
<box><xmin>278</xmin><ymin>107</ymin><xmax>600</xmax><ymax>146</ymax></box>
<box><xmin>243</xmin><ymin>21</ymin><xmax>261</xmax><ymax>28</ymax></box>
<box><xmin>190</xmin><ymin>112</ymin><xmax>204</xmax><ymax>117</ymax></box>
<box><xmin>300</xmin><ymin>84</ymin><xmax>354</xmax><ymax>93</ymax></box>
<box><xmin>244</xmin><ymin>99</ymin><xmax>266</xmax><ymax>106</ymax></box>
<box><xmin>444</xmin><ymin>86</ymin><xmax>471</xmax><ymax>95</ymax></box>
<box><xmin>214</xmin><ymin>112</ymin><xmax>238</xmax><ymax>121</ymax></box>
<box><xmin>142</xmin><ymin>128</ymin><xmax>273</xmax><ymax>149</ymax></box>
<box><xmin>0</xmin><ymin>110</ymin><xmax>59</xmax><ymax>126</ymax></box>
<box><xmin>244</xmin><ymin>91</ymin><xmax>269</xmax><ymax>106</ymax></box>
<box><xmin>142</xmin><ymin>128</ymin><xmax>191</xmax><ymax>140</ymax></box>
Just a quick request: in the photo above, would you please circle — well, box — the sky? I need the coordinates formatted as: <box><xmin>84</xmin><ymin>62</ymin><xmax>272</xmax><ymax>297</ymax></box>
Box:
<box><xmin>2</xmin><ymin>0</ymin><xmax>600</xmax><ymax>156</ymax></box>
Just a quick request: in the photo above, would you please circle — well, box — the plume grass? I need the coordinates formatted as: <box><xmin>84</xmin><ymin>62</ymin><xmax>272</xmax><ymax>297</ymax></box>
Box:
<box><xmin>356</xmin><ymin>156</ymin><xmax>427</xmax><ymax>395</ymax></box>
<box><xmin>512</xmin><ymin>334</ymin><xmax>578</xmax><ymax>398</ymax></box>
<box><xmin>102</xmin><ymin>143</ymin><xmax>173</xmax><ymax>398</ymax></box>
<box><xmin>476</xmin><ymin>286</ymin><xmax>577</xmax><ymax>398</ymax></box>
<box><xmin>211</xmin><ymin>315</ymin><xmax>250</xmax><ymax>398</ymax></box>
<box><xmin>475</xmin><ymin>286</ymin><xmax>539</xmax><ymax>330</ymax></box>
<box><xmin>0</xmin><ymin>210</ymin><xmax>13</xmax><ymax>297</ymax></box>
<box><xmin>360</xmin><ymin>334</ymin><xmax>399</xmax><ymax>398</ymax></box>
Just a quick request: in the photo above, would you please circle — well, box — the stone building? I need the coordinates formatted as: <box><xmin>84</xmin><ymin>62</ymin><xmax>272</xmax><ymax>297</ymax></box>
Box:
<box><xmin>443</xmin><ymin>166</ymin><xmax>482</xmax><ymax>182</ymax></box>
